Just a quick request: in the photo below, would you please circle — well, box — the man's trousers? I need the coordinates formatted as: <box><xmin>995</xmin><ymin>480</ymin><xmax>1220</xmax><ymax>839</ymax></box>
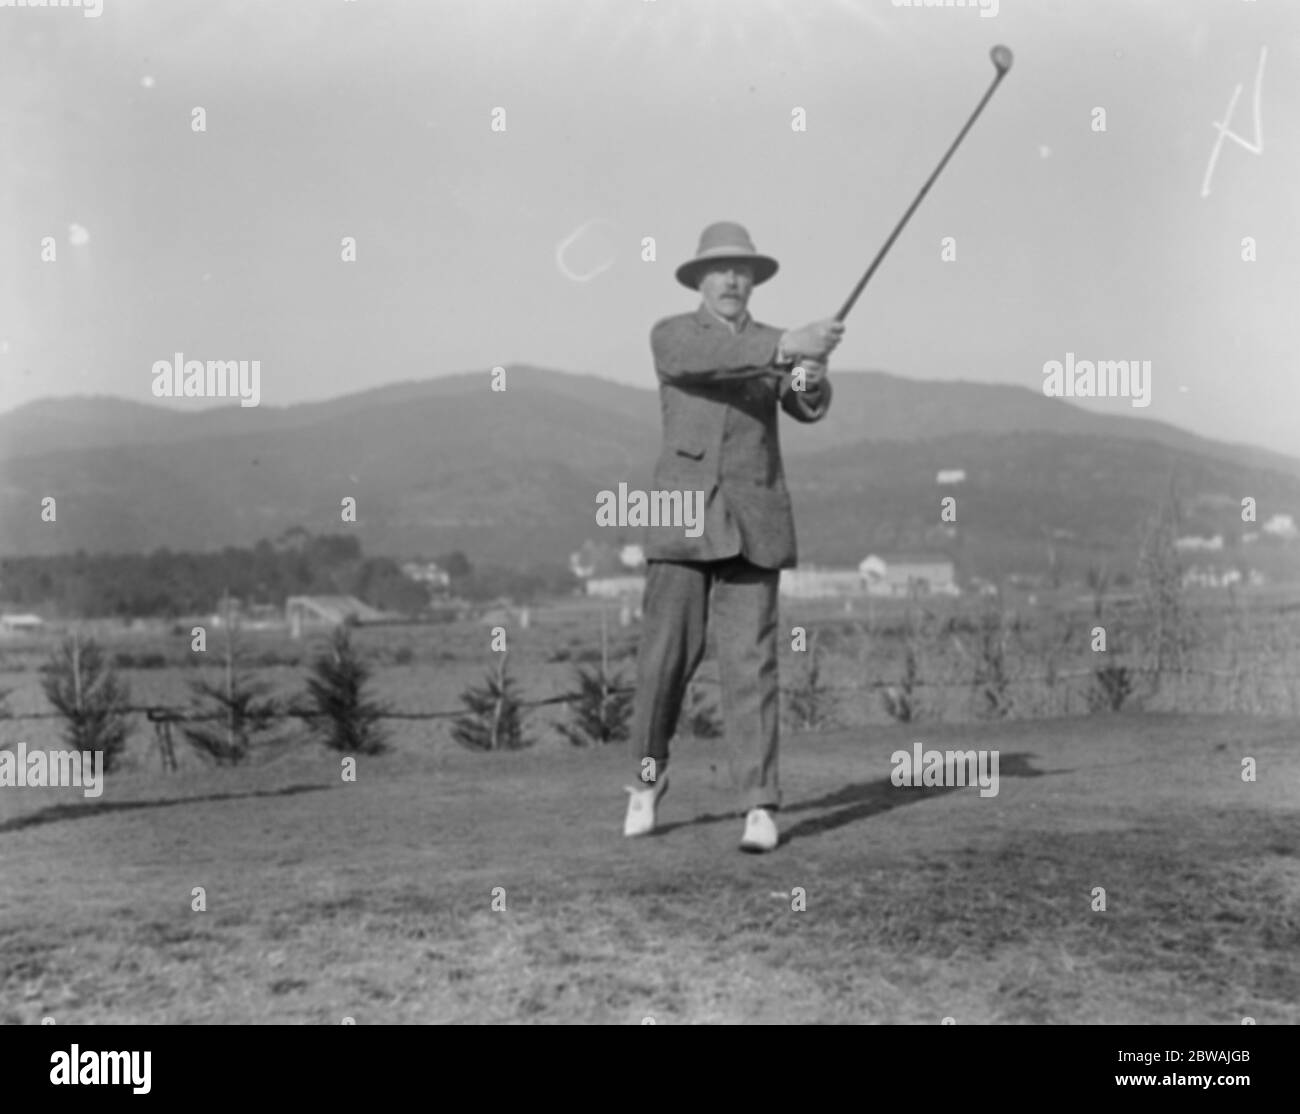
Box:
<box><xmin>628</xmin><ymin>555</ymin><xmax>782</xmax><ymax>812</ymax></box>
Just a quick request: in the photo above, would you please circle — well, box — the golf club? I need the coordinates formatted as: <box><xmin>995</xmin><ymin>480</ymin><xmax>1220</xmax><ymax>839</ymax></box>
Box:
<box><xmin>834</xmin><ymin>44</ymin><xmax>1014</xmax><ymax>323</ymax></box>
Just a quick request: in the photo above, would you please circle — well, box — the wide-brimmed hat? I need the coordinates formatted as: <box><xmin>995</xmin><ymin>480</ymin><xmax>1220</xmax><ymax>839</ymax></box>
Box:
<box><xmin>675</xmin><ymin>221</ymin><xmax>779</xmax><ymax>290</ymax></box>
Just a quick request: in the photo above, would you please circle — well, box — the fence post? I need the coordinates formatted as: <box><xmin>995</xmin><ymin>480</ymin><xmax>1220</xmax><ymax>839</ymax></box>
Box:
<box><xmin>152</xmin><ymin>715</ymin><xmax>178</xmax><ymax>773</ymax></box>
<box><xmin>600</xmin><ymin>604</ymin><xmax>610</xmax><ymax>735</ymax></box>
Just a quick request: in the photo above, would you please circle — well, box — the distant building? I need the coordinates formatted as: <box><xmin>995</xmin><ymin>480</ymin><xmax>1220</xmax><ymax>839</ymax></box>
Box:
<box><xmin>285</xmin><ymin>595</ymin><xmax>388</xmax><ymax>638</ymax></box>
<box><xmin>401</xmin><ymin>561</ymin><xmax>451</xmax><ymax>589</ymax></box>
<box><xmin>1181</xmin><ymin>566</ymin><xmax>1243</xmax><ymax>590</ymax></box>
<box><xmin>0</xmin><ymin>613</ymin><xmax>45</xmax><ymax>632</ymax></box>
<box><xmin>861</xmin><ymin>554</ymin><xmax>958</xmax><ymax>597</ymax></box>
<box><xmin>780</xmin><ymin>568</ymin><xmax>866</xmax><ymax>599</ymax></box>
<box><xmin>935</xmin><ymin>469</ymin><xmax>966</xmax><ymax>485</ymax></box>
<box><xmin>241</xmin><ymin>603</ymin><xmax>284</xmax><ymax>630</ymax></box>
<box><xmin>1175</xmin><ymin>534</ymin><xmax>1224</xmax><ymax>552</ymax></box>
<box><xmin>570</xmin><ymin>544</ymin><xmax>598</xmax><ymax>579</ymax></box>
<box><xmin>586</xmin><ymin>576</ymin><xmax>646</xmax><ymax>600</ymax></box>
<box><xmin>570</xmin><ymin>539</ymin><xmax>629</xmax><ymax>580</ymax></box>
<box><xmin>1262</xmin><ymin>513</ymin><xmax>1297</xmax><ymax>540</ymax></box>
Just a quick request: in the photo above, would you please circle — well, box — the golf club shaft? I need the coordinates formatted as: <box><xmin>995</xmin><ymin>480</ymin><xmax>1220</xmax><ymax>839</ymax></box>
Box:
<box><xmin>835</xmin><ymin>66</ymin><xmax>1009</xmax><ymax>323</ymax></box>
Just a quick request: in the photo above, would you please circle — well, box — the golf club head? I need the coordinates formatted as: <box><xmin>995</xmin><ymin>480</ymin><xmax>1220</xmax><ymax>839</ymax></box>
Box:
<box><xmin>991</xmin><ymin>44</ymin><xmax>1014</xmax><ymax>74</ymax></box>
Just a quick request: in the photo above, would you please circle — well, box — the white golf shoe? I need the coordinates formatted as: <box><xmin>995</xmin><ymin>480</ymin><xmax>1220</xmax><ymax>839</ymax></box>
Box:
<box><xmin>623</xmin><ymin>773</ymin><xmax>669</xmax><ymax>837</ymax></box>
<box><xmin>740</xmin><ymin>807</ymin><xmax>779</xmax><ymax>853</ymax></box>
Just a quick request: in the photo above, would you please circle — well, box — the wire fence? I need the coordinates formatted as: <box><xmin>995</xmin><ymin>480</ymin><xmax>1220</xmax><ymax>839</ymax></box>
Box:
<box><xmin>1</xmin><ymin>661</ymin><xmax>1293</xmax><ymax>725</ymax></box>
<box><xmin>3</xmin><ymin>653</ymin><xmax>1294</xmax><ymax>776</ymax></box>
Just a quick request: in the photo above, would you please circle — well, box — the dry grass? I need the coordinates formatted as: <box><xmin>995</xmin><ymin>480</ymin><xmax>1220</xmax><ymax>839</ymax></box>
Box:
<box><xmin>1</xmin><ymin>712</ymin><xmax>1296</xmax><ymax>1024</ymax></box>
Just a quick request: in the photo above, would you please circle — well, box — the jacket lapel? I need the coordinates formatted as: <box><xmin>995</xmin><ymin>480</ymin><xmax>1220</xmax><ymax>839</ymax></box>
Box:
<box><xmin>695</xmin><ymin>302</ymin><xmax>750</xmax><ymax>335</ymax></box>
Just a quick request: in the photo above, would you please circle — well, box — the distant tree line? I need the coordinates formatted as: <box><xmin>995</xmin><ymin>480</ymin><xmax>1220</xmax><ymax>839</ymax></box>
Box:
<box><xmin>0</xmin><ymin>530</ymin><xmax>579</xmax><ymax>618</ymax></box>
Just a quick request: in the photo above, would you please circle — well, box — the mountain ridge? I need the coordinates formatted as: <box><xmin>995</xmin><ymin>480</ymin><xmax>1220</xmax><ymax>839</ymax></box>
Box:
<box><xmin>1</xmin><ymin>367</ymin><xmax>1296</xmax><ymax>580</ymax></box>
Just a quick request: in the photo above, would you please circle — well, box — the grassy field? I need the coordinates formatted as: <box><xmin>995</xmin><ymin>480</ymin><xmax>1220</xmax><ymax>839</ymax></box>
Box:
<box><xmin>2</xmin><ymin>710</ymin><xmax>1296</xmax><ymax>1024</ymax></box>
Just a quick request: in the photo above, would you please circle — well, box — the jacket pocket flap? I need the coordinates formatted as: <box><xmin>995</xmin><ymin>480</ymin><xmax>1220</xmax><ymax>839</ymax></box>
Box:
<box><xmin>673</xmin><ymin>444</ymin><xmax>706</xmax><ymax>461</ymax></box>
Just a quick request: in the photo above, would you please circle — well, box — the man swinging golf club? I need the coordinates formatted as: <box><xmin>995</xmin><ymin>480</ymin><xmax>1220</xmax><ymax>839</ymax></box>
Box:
<box><xmin>622</xmin><ymin>221</ymin><xmax>844</xmax><ymax>852</ymax></box>
<box><xmin>621</xmin><ymin>48</ymin><xmax>1012</xmax><ymax>851</ymax></box>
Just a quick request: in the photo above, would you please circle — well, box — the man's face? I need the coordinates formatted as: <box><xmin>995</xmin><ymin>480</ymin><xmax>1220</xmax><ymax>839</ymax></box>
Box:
<box><xmin>698</xmin><ymin>261</ymin><xmax>754</xmax><ymax>321</ymax></box>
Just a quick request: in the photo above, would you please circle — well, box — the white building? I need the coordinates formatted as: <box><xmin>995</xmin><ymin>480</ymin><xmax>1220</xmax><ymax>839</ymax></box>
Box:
<box><xmin>1175</xmin><ymin>534</ymin><xmax>1224</xmax><ymax>552</ymax></box>
<box><xmin>1262</xmin><ymin>513</ymin><xmax>1298</xmax><ymax>540</ymax></box>
<box><xmin>285</xmin><ymin>595</ymin><xmax>388</xmax><ymax>638</ymax></box>
<box><xmin>861</xmin><ymin>554</ymin><xmax>959</xmax><ymax>597</ymax></box>
<box><xmin>586</xmin><ymin>576</ymin><xmax>646</xmax><ymax>600</ymax></box>
<box><xmin>780</xmin><ymin>568</ymin><xmax>866</xmax><ymax>599</ymax></box>
<box><xmin>401</xmin><ymin>561</ymin><xmax>451</xmax><ymax>588</ymax></box>
<box><xmin>1181</xmin><ymin>566</ymin><xmax>1243</xmax><ymax>590</ymax></box>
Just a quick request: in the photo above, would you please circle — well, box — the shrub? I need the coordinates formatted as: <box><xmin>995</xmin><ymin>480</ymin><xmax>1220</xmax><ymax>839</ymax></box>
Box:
<box><xmin>40</xmin><ymin>634</ymin><xmax>132</xmax><ymax>772</ymax></box>
<box><xmin>451</xmin><ymin>652</ymin><xmax>531</xmax><ymax>751</ymax></box>
<box><xmin>182</xmin><ymin>673</ymin><xmax>282</xmax><ymax>766</ymax></box>
<box><xmin>1035</xmin><ymin>607</ymin><xmax>1077</xmax><ymax>717</ymax></box>
<box><xmin>558</xmin><ymin>664</ymin><xmax>634</xmax><ymax>747</ymax></box>
<box><xmin>952</xmin><ymin>604</ymin><xmax>1016</xmax><ymax>719</ymax></box>
<box><xmin>114</xmin><ymin>650</ymin><xmax>170</xmax><ymax>670</ymax></box>
<box><xmin>1136</xmin><ymin>491</ymin><xmax>1194</xmax><ymax>692</ymax></box>
<box><xmin>882</xmin><ymin>643</ymin><xmax>921</xmax><ymax>723</ymax></box>
<box><xmin>301</xmin><ymin>625</ymin><xmax>388</xmax><ymax>754</ymax></box>
<box><xmin>977</xmin><ymin>609</ymin><xmax>1017</xmax><ymax>718</ymax></box>
<box><xmin>788</xmin><ymin>630</ymin><xmax>834</xmax><ymax>730</ymax></box>
<box><xmin>181</xmin><ymin>611</ymin><xmax>284</xmax><ymax>765</ymax></box>
<box><xmin>1088</xmin><ymin>663</ymin><xmax>1133</xmax><ymax>713</ymax></box>
<box><xmin>254</xmin><ymin>650</ymin><xmax>300</xmax><ymax>668</ymax></box>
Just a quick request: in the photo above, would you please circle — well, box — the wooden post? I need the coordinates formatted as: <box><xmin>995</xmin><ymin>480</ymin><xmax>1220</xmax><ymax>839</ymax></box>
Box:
<box><xmin>600</xmin><ymin>604</ymin><xmax>609</xmax><ymax>740</ymax></box>
<box><xmin>153</xmin><ymin>716</ymin><xmax>178</xmax><ymax>773</ymax></box>
<box><xmin>223</xmin><ymin>590</ymin><xmax>235</xmax><ymax>759</ymax></box>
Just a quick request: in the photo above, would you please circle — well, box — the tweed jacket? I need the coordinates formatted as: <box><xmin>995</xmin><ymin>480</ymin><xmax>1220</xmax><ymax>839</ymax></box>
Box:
<box><xmin>641</xmin><ymin>303</ymin><xmax>832</xmax><ymax>569</ymax></box>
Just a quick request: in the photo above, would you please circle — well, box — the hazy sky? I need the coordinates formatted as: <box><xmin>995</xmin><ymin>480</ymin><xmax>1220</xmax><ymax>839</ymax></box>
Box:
<box><xmin>2</xmin><ymin>0</ymin><xmax>1297</xmax><ymax>455</ymax></box>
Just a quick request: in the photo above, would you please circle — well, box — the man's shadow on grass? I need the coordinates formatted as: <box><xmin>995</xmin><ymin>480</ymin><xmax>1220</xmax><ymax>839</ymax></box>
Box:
<box><xmin>654</xmin><ymin>752</ymin><xmax>1051</xmax><ymax>847</ymax></box>
<box><xmin>0</xmin><ymin>784</ymin><xmax>331</xmax><ymax>834</ymax></box>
